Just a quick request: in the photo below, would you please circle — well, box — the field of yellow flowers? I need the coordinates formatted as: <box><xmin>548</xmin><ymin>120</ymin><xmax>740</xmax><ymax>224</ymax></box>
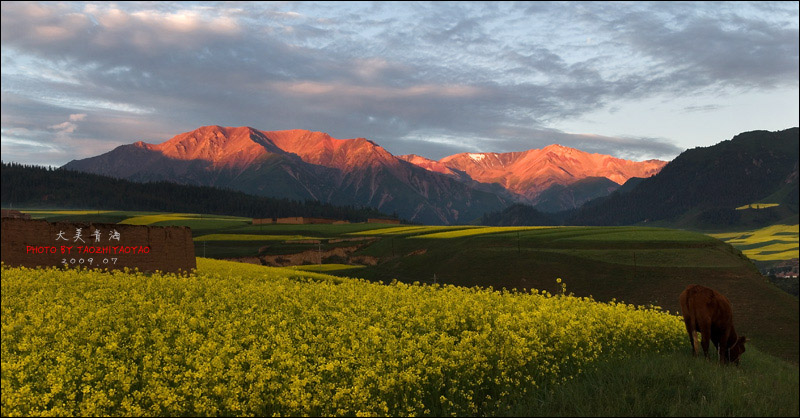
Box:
<box><xmin>2</xmin><ymin>259</ymin><xmax>685</xmax><ymax>417</ymax></box>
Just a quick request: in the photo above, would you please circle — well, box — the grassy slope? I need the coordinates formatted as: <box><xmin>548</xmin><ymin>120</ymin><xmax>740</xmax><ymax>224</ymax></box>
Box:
<box><xmin>24</xmin><ymin>210</ymin><xmax>164</xmax><ymax>224</ymax></box>
<box><xmin>350</xmin><ymin>226</ymin><xmax>799</xmax><ymax>363</ymax></box>
<box><xmin>510</xmin><ymin>348</ymin><xmax>798</xmax><ymax>417</ymax></box>
<box><xmin>176</xmin><ymin>218</ymin><xmax>800</xmax><ymax>363</ymax></box>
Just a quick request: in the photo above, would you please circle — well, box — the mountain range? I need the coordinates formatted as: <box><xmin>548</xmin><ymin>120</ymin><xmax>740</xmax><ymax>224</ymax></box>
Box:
<box><xmin>62</xmin><ymin>125</ymin><xmax>666</xmax><ymax>224</ymax></box>
<box><xmin>400</xmin><ymin>146</ymin><xmax>664</xmax><ymax>200</ymax></box>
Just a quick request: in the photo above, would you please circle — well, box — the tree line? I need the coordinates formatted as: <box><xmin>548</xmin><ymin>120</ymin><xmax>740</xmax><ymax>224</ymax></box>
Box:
<box><xmin>1</xmin><ymin>162</ymin><xmax>396</xmax><ymax>222</ymax></box>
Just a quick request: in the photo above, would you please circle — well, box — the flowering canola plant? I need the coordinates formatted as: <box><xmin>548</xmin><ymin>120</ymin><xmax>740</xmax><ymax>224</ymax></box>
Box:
<box><xmin>2</xmin><ymin>259</ymin><xmax>685</xmax><ymax>417</ymax></box>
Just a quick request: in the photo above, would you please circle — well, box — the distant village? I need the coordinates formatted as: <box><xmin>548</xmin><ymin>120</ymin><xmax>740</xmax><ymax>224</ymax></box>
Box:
<box><xmin>766</xmin><ymin>258</ymin><xmax>799</xmax><ymax>280</ymax></box>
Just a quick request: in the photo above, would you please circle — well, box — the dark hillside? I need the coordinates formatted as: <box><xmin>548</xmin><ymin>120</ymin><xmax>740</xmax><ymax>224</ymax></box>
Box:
<box><xmin>533</xmin><ymin>177</ymin><xmax>620</xmax><ymax>213</ymax></box>
<box><xmin>571</xmin><ymin>128</ymin><xmax>799</xmax><ymax>228</ymax></box>
<box><xmin>480</xmin><ymin>203</ymin><xmax>558</xmax><ymax>226</ymax></box>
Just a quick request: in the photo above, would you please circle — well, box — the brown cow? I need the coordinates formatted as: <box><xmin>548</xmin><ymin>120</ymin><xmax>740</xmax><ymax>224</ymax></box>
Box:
<box><xmin>679</xmin><ymin>284</ymin><xmax>747</xmax><ymax>365</ymax></box>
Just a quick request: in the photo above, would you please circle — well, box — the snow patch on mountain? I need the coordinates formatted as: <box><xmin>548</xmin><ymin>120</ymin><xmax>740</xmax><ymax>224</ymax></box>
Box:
<box><xmin>468</xmin><ymin>153</ymin><xmax>486</xmax><ymax>162</ymax></box>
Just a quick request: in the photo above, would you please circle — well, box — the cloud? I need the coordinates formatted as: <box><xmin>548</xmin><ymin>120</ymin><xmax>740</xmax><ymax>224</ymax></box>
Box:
<box><xmin>46</xmin><ymin>113</ymin><xmax>87</xmax><ymax>135</ymax></box>
<box><xmin>1</xmin><ymin>2</ymin><xmax>797</xmax><ymax>167</ymax></box>
<box><xmin>48</xmin><ymin>121</ymin><xmax>77</xmax><ymax>134</ymax></box>
<box><xmin>269</xmin><ymin>11</ymin><xmax>303</xmax><ymax>19</ymax></box>
<box><xmin>595</xmin><ymin>4</ymin><xmax>799</xmax><ymax>92</ymax></box>
<box><xmin>43</xmin><ymin>113</ymin><xmax>87</xmax><ymax>138</ymax></box>
<box><xmin>271</xmin><ymin>81</ymin><xmax>485</xmax><ymax>100</ymax></box>
<box><xmin>682</xmin><ymin>104</ymin><xmax>722</xmax><ymax>113</ymax></box>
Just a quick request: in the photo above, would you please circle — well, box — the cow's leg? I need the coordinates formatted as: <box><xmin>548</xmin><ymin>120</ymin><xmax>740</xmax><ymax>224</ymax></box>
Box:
<box><xmin>718</xmin><ymin>329</ymin><xmax>731</xmax><ymax>364</ymax></box>
<box><xmin>683</xmin><ymin>317</ymin><xmax>698</xmax><ymax>356</ymax></box>
<box><xmin>698</xmin><ymin>321</ymin><xmax>711</xmax><ymax>359</ymax></box>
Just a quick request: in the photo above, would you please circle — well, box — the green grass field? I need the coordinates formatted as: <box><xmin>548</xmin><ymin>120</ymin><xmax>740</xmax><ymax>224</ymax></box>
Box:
<box><xmin>24</xmin><ymin>209</ymin><xmax>118</xmax><ymax>215</ymax></box>
<box><xmin>413</xmin><ymin>226</ymin><xmax>552</xmax><ymax>239</ymax></box>
<box><xmin>194</xmin><ymin>234</ymin><xmax>319</xmax><ymax>242</ymax></box>
<box><xmin>510</xmin><ymin>349</ymin><xmax>798</xmax><ymax>417</ymax></box>
<box><xmin>287</xmin><ymin>263</ymin><xmax>367</xmax><ymax>273</ymax></box>
<box><xmin>120</xmin><ymin>213</ymin><xmax>250</xmax><ymax>226</ymax></box>
<box><xmin>24</xmin><ymin>210</ymin><xmax>164</xmax><ymax>224</ymax></box>
<box><xmin>348</xmin><ymin>225</ymin><xmax>471</xmax><ymax>236</ymax></box>
<box><xmin>239</xmin><ymin>223</ymin><xmax>400</xmax><ymax>235</ymax></box>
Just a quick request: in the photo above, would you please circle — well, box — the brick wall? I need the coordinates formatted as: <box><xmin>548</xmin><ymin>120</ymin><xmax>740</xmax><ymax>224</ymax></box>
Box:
<box><xmin>1</xmin><ymin>218</ymin><xmax>196</xmax><ymax>274</ymax></box>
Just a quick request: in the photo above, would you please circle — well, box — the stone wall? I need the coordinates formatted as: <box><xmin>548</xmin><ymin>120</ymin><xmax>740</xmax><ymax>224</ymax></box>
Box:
<box><xmin>1</xmin><ymin>218</ymin><xmax>196</xmax><ymax>274</ymax></box>
<box><xmin>255</xmin><ymin>217</ymin><xmax>349</xmax><ymax>225</ymax></box>
<box><xmin>275</xmin><ymin>217</ymin><xmax>305</xmax><ymax>224</ymax></box>
<box><xmin>275</xmin><ymin>217</ymin><xmax>340</xmax><ymax>224</ymax></box>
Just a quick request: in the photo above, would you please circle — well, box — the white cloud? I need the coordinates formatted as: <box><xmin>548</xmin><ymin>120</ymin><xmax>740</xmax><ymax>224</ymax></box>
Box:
<box><xmin>270</xmin><ymin>11</ymin><xmax>303</xmax><ymax>19</ymax></box>
<box><xmin>48</xmin><ymin>121</ymin><xmax>77</xmax><ymax>133</ymax></box>
<box><xmin>47</xmin><ymin>114</ymin><xmax>87</xmax><ymax>135</ymax></box>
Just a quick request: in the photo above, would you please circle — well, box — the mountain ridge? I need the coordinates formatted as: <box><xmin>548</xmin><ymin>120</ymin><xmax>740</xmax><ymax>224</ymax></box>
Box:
<box><xmin>424</xmin><ymin>144</ymin><xmax>667</xmax><ymax>201</ymax></box>
<box><xmin>63</xmin><ymin>126</ymin><xmax>510</xmax><ymax>224</ymax></box>
<box><xmin>62</xmin><ymin>125</ymin><xmax>667</xmax><ymax>223</ymax></box>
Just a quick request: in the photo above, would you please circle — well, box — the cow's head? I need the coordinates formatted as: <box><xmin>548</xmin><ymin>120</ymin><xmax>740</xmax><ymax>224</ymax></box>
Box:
<box><xmin>728</xmin><ymin>336</ymin><xmax>747</xmax><ymax>365</ymax></box>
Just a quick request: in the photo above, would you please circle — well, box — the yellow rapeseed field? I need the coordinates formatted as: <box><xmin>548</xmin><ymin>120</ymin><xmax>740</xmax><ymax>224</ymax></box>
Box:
<box><xmin>120</xmin><ymin>214</ymin><xmax>250</xmax><ymax>226</ymax></box>
<box><xmin>1</xmin><ymin>259</ymin><xmax>685</xmax><ymax>417</ymax></box>
<box><xmin>348</xmin><ymin>226</ymin><xmax>471</xmax><ymax>236</ymax></box>
<box><xmin>193</xmin><ymin>234</ymin><xmax>318</xmax><ymax>242</ymax></box>
<box><xmin>711</xmin><ymin>224</ymin><xmax>799</xmax><ymax>261</ymax></box>
<box><xmin>413</xmin><ymin>226</ymin><xmax>552</xmax><ymax>239</ymax></box>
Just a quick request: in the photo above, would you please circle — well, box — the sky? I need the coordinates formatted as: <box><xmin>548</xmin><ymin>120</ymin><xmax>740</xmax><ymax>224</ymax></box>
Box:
<box><xmin>1</xmin><ymin>1</ymin><xmax>798</xmax><ymax>167</ymax></box>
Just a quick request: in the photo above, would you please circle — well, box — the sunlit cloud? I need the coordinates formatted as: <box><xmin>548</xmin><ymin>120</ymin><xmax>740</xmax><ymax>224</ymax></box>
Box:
<box><xmin>48</xmin><ymin>121</ymin><xmax>77</xmax><ymax>134</ymax></box>
<box><xmin>272</xmin><ymin>81</ymin><xmax>485</xmax><ymax>99</ymax></box>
